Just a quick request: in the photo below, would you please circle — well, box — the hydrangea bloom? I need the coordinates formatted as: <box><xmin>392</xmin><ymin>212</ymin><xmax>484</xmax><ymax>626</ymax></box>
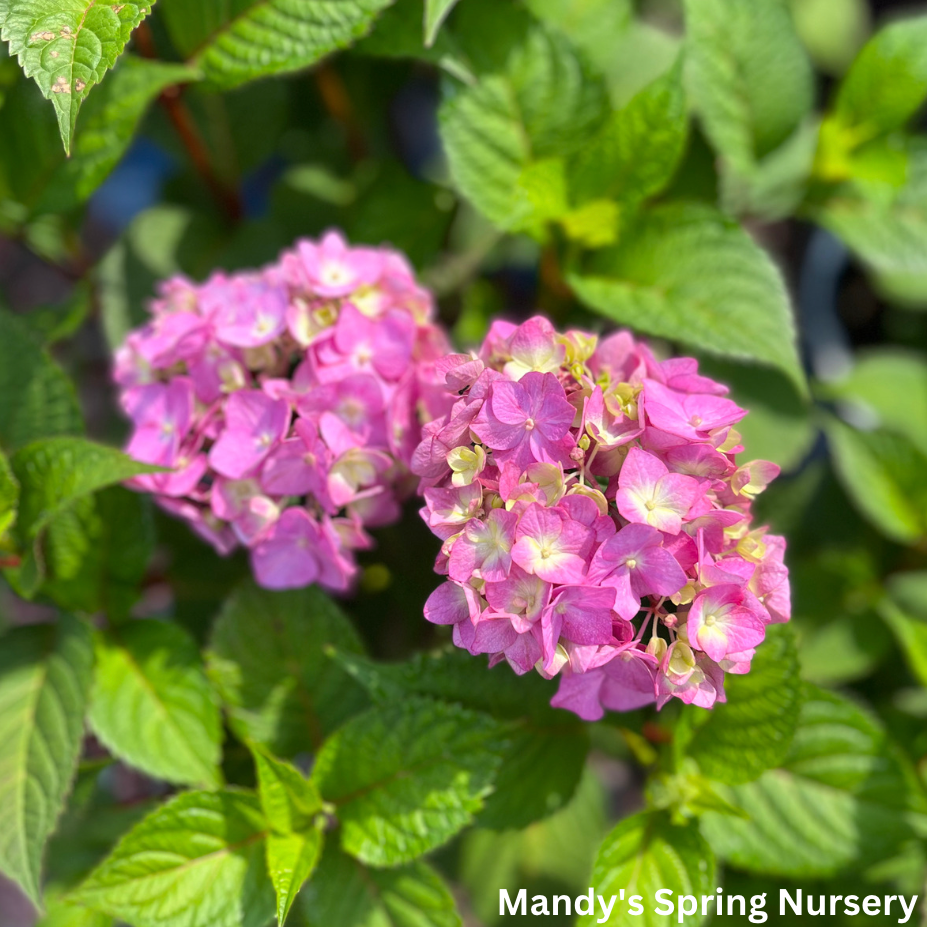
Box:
<box><xmin>115</xmin><ymin>231</ymin><xmax>452</xmax><ymax>592</ymax></box>
<box><xmin>413</xmin><ymin>317</ymin><xmax>790</xmax><ymax>719</ymax></box>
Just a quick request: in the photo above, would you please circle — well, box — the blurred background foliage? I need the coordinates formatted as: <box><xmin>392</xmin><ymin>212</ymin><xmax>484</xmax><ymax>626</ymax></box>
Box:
<box><xmin>1</xmin><ymin>0</ymin><xmax>927</xmax><ymax>925</ymax></box>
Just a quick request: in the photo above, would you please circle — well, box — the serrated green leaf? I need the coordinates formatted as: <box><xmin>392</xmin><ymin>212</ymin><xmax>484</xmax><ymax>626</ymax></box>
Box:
<box><xmin>253</xmin><ymin>748</ymin><xmax>322</xmax><ymax>834</ymax></box>
<box><xmin>206</xmin><ymin>580</ymin><xmax>369</xmax><ymax>755</ymax></box>
<box><xmin>331</xmin><ymin>645</ymin><xmax>561</xmax><ymax>722</ymax></box>
<box><xmin>164</xmin><ymin>0</ymin><xmax>393</xmax><ymax>92</ymax></box>
<box><xmin>297</xmin><ymin>843</ymin><xmax>460</xmax><ymax>927</ymax></box>
<box><xmin>424</xmin><ymin>0</ymin><xmax>459</xmax><ymax>47</ymax></box>
<box><xmin>0</xmin><ymin>615</ymin><xmax>93</xmax><ymax>905</ymax></box>
<box><xmin>570</xmin><ymin>202</ymin><xmax>806</xmax><ymax>394</ymax></box>
<box><xmin>824</xmin><ymin>417</ymin><xmax>927</xmax><ymax>544</ymax></box>
<box><xmin>70</xmin><ymin>789</ymin><xmax>274</xmax><ymax>927</ymax></box>
<box><xmin>312</xmin><ymin>696</ymin><xmax>506</xmax><ymax>866</ymax></box>
<box><xmin>0</xmin><ymin>447</ymin><xmax>18</xmax><ymax>537</ymax></box>
<box><xmin>267</xmin><ymin>831</ymin><xmax>323</xmax><ymax>927</ymax></box>
<box><xmin>832</xmin><ymin>14</ymin><xmax>927</xmax><ymax>138</ymax></box>
<box><xmin>684</xmin><ymin>0</ymin><xmax>813</xmax><ymax>173</ymax></box>
<box><xmin>87</xmin><ymin>619</ymin><xmax>223</xmax><ymax>788</ymax></box>
<box><xmin>881</xmin><ymin>572</ymin><xmax>927</xmax><ymax>687</ymax></box>
<box><xmin>571</xmin><ymin>58</ymin><xmax>687</xmax><ymax>207</ymax></box>
<box><xmin>0</xmin><ymin>308</ymin><xmax>82</xmax><ymax>451</ymax></box>
<box><xmin>0</xmin><ymin>1</ymin><xmax>156</xmax><ymax>153</ymax></box>
<box><xmin>681</xmin><ymin>624</ymin><xmax>803</xmax><ymax>785</ymax></box>
<box><xmin>37</xmin><ymin>486</ymin><xmax>154</xmax><ymax>617</ymax></box>
<box><xmin>439</xmin><ymin>25</ymin><xmax>607</xmax><ymax>228</ymax></box>
<box><xmin>700</xmin><ymin>686</ymin><xmax>923</xmax><ymax>876</ymax></box>
<box><xmin>36</xmin><ymin>55</ymin><xmax>198</xmax><ymax>213</ymax></box>
<box><xmin>580</xmin><ymin>812</ymin><xmax>716</xmax><ymax>927</ymax></box>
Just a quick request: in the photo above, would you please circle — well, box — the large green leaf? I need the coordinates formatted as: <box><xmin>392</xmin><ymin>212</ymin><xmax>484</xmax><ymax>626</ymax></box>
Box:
<box><xmin>0</xmin><ymin>615</ymin><xmax>93</xmax><ymax>905</ymax></box>
<box><xmin>160</xmin><ymin>0</ymin><xmax>393</xmax><ymax>91</ymax></box>
<box><xmin>824</xmin><ymin>417</ymin><xmax>927</xmax><ymax>544</ymax></box>
<box><xmin>570</xmin><ymin>202</ymin><xmax>806</xmax><ymax>394</ymax></box>
<box><xmin>70</xmin><ymin>789</ymin><xmax>274</xmax><ymax>927</ymax></box>
<box><xmin>701</xmin><ymin>687</ymin><xmax>925</xmax><ymax>876</ymax></box>
<box><xmin>681</xmin><ymin>624</ymin><xmax>803</xmax><ymax>785</ymax></box>
<box><xmin>580</xmin><ymin>812</ymin><xmax>716</xmax><ymax>927</ymax></box>
<box><xmin>35</xmin><ymin>895</ymin><xmax>113</xmax><ymax>927</ymax></box>
<box><xmin>206</xmin><ymin>581</ymin><xmax>369</xmax><ymax>755</ymax></box>
<box><xmin>0</xmin><ymin>308</ymin><xmax>82</xmax><ymax>451</ymax></box>
<box><xmin>0</xmin><ymin>1</ymin><xmax>155</xmax><ymax>152</ymax></box>
<box><xmin>424</xmin><ymin>0</ymin><xmax>459</xmax><ymax>47</ymax></box>
<box><xmin>36</xmin><ymin>56</ymin><xmax>199</xmax><ymax>213</ymax></box>
<box><xmin>881</xmin><ymin>572</ymin><xmax>927</xmax><ymax>687</ymax></box>
<box><xmin>297</xmin><ymin>844</ymin><xmax>460</xmax><ymax>927</ymax></box>
<box><xmin>312</xmin><ymin>696</ymin><xmax>506</xmax><ymax>866</ymax></box>
<box><xmin>570</xmin><ymin>59</ymin><xmax>687</xmax><ymax>207</ymax></box>
<box><xmin>439</xmin><ymin>24</ymin><xmax>607</xmax><ymax>229</ymax></box>
<box><xmin>831</xmin><ymin>15</ymin><xmax>927</xmax><ymax>138</ymax></box>
<box><xmin>684</xmin><ymin>0</ymin><xmax>813</xmax><ymax>172</ymax></box>
<box><xmin>331</xmin><ymin>647</ymin><xmax>585</xmax><ymax>831</ymax></box>
<box><xmin>87</xmin><ymin>620</ymin><xmax>223</xmax><ymax>788</ymax></box>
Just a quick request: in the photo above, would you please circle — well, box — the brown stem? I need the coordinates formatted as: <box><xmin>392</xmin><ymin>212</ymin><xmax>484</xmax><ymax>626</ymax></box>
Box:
<box><xmin>314</xmin><ymin>62</ymin><xmax>367</xmax><ymax>161</ymax></box>
<box><xmin>134</xmin><ymin>23</ymin><xmax>243</xmax><ymax>222</ymax></box>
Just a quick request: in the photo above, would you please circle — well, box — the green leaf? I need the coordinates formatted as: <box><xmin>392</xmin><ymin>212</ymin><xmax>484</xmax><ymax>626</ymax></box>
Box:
<box><xmin>817</xmin><ymin>138</ymin><xmax>927</xmax><ymax>274</ymax></box>
<box><xmin>38</xmin><ymin>486</ymin><xmax>155</xmax><ymax>618</ymax></box>
<box><xmin>331</xmin><ymin>645</ymin><xmax>561</xmax><ymax>723</ymax></box>
<box><xmin>71</xmin><ymin>789</ymin><xmax>274</xmax><ymax>927</ymax></box>
<box><xmin>881</xmin><ymin>572</ymin><xmax>927</xmax><ymax>687</ymax></box>
<box><xmin>87</xmin><ymin>619</ymin><xmax>223</xmax><ymax>788</ymax></box>
<box><xmin>267</xmin><ymin>832</ymin><xmax>323</xmax><ymax>927</ymax></box>
<box><xmin>253</xmin><ymin>748</ymin><xmax>322</xmax><ymax>834</ymax></box>
<box><xmin>0</xmin><ymin>447</ymin><xmax>19</xmax><ymax>537</ymax></box>
<box><xmin>684</xmin><ymin>0</ymin><xmax>814</xmax><ymax>173</ymax></box>
<box><xmin>478</xmin><ymin>725</ymin><xmax>589</xmax><ymax>831</ymax></box>
<box><xmin>163</xmin><ymin>0</ymin><xmax>393</xmax><ymax>92</ymax></box>
<box><xmin>298</xmin><ymin>843</ymin><xmax>460</xmax><ymax>927</ymax></box>
<box><xmin>700</xmin><ymin>686</ymin><xmax>924</xmax><ymax>877</ymax></box>
<box><xmin>569</xmin><ymin>202</ymin><xmax>807</xmax><ymax>394</ymax></box>
<box><xmin>35</xmin><ymin>895</ymin><xmax>113</xmax><ymax>927</ymax></box>
<box><xmin>824</xmin><ymin>417</ymin><xmax>927</xmax><ymax>544</ymax></box>
<box><xmin>831</xmin><ymin>15</ymin><xmax>927</xmax><ymax>139</ymax></box>
<box><xmin>424</xmin><ymin>0</ymin><xmax>459</xmax><ymax>47</ymax></box>
<box><xmin>1</xmin><ymin>1</ymin><xmax>155</xmax><ymax>153</ymax></box>
<box><xmin>36</xmin><ymin>56</ymin><xmax>199</xmax><ymax>213</ymax></box>
<box><xmin>790</xmin><ymin>0</ymin><xmax>870</xmax><ymax>77</ymax></box>
<box><xmin>0</xmin><ymin>308</ymin><xmax>82</xmax><ymax>451</ymax></box>
<box><xmin>312</xmin><ymin>696</ymin><xmax>506</xmax><ymax>866</ymax></box>
<box><xmin>439</xmin><ymin>25</ymin><xmax>607</xmax><ymax>229</ymax></box>
<box><xmin>0</xmin><ymin>615</ymin><xmax>93</xmax><ymax>905</ymax></box>
<box><xmin>460</xmin><ymin>766</ymin><xmax>607</xmax><ymax>924</ymax></box>
<box><xmin>252</xmin><ymin>748</ymin><xmax>324</xmax><ymax>925</ymax></box>
<box><xmin>580</xmin><ymin>812</ymin><xmax>716</xmax><ymax>927</ymax></box>
<box><xmin>9</xmin><ymin>437</ymin><xmax>161</xmax><ymax>595</ymax></box>
<box><xmin>206</xmin><ymin>580</ymin><xmax>369</xmax><ymax>755</ymax></box>
<box><xmin>571</xmin><ymin>59</ymin><xmax>687</xmax><ymax>207</ymax></box>
<box><xmin>681</xmin><ymin>624</ymin><xmax>803</xmax><ymax>785</ymax></box>
<box><xmin>825</xmin><ymin>348</ymin><xmax>927</xmax><ymax>454</ymax></box>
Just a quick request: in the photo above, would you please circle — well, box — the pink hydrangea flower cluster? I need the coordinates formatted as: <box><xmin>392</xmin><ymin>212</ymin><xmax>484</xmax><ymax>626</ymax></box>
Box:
<box><xmin>115</xmin><ymin>231</ymin><xmax>452</xmax><ymax>592</ymax></box>
<box><xmin>412</xmin><ymin>317</ymin><xmax>790</xmax><ymax>719</ymax></box>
